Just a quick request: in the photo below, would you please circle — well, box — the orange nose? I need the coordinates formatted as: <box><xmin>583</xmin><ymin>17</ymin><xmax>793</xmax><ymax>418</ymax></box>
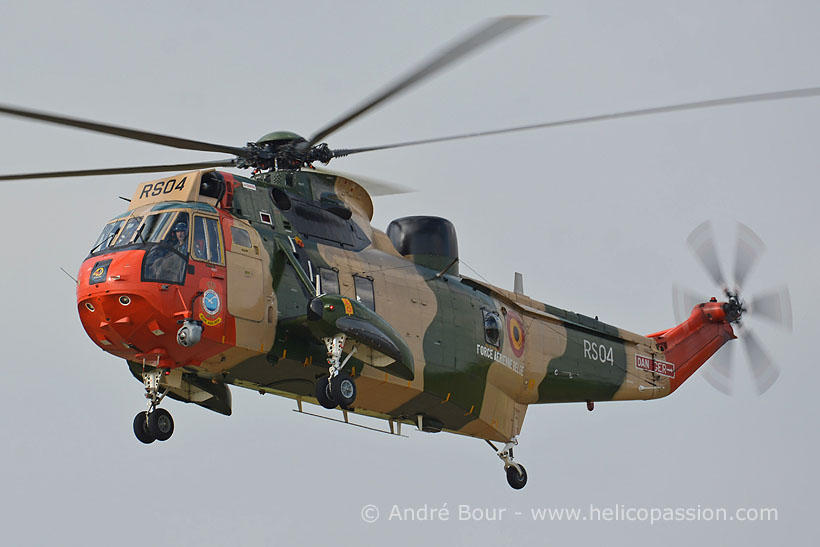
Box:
<box><xmin>76</xmin><ymin>250</ymin><xmax>229</xmax><ymax>369</ymax></box>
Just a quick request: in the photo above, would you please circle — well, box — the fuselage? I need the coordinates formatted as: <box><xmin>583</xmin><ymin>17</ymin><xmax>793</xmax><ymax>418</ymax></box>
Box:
<box><xmin>77</xmin><ymin>168</ymin><xmax>688</xmax><ymax>442</ymax></box>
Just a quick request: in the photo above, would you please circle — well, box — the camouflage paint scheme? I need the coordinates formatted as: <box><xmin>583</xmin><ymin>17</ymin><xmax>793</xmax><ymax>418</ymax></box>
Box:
<box><xmin>76</xmin><ymin>169</ymin><xmax>734</xmax><ymax>443</ymax></box>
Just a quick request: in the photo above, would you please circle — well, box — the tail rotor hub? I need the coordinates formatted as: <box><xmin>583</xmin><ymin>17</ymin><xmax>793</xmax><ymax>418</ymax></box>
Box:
<box><xmin>722</xmin><ymin>290</ymin><xmax>745</xmax><ymax>324</ymax></box>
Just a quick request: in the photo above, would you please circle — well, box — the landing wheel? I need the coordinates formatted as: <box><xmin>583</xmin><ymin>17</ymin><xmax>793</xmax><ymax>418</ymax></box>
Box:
<box><xmin>133</xmin><ymin>411</ymin><xmax>155</xmax><ymax>444</ymax></box>
<box><xmin>331</xmin><ymin>372</ymin><xmax>357</xmax><ymax>409</ymax></box>
<box><xmin>148</xmin><ymin>408</ymin><xmax>174</xmax><ymax>441</ymax></box>
<box><xmin>506</xmin><ymin>464</ymin><xmax>528</xmax><ymax>490</ymax></box>
<box><xmin>315</xmin><ymin>376</ymin><xmax>337</xmax><ymax>409</ymax></box>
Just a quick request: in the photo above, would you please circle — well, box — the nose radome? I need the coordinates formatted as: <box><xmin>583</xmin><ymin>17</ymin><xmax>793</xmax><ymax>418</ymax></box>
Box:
<box><xmin>77</xmin><ymin>250</ymin><xmax>167</xmax><ymax>355</ymax></box>
<box><xmin>75</xmin><ymin>247</ymin><xmax>233</xmax><ymax>370</ymax></box>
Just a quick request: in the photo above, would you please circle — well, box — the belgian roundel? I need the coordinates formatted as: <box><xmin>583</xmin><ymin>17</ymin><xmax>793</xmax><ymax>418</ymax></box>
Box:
<box><xmin>506</xmin><ymin>310</ymin><xmax>526</xmax><ymax>358</ymax></box>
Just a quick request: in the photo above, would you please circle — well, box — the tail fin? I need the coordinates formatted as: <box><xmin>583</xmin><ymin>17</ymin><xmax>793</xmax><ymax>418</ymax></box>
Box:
<box><xmin>647</xmin><ymin>300</ymin><xmax>737</xmax><ymax>393</ymax></box>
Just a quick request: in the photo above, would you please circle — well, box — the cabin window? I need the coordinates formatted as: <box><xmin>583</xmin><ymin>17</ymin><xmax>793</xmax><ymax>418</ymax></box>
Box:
<box><xmin>483</xmin><ymin>310</ymin><xmax>502</xmax><ymax>347</ymax></box>
<box><xmin>230</xmin><ymin>226</ymin><xmax>252</xmax><ymax>248</ymax></box>
<box><xmin>354</xmin><ymin>276</ymin><xmax>375</xmax><ymax>311</ymax></box>
<box><xmin>319</xmin><ymin>268</ymin><xmax>340</xmax><ymax>295</ymax></box>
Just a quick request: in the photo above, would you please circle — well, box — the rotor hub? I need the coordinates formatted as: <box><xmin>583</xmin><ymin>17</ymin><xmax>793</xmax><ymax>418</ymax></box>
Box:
<box><xmin>235</xmin><ymin>133</ymin><xmax>334</xmax><ymax>171</ymax></box>
<box><xmin>722</xmin><ymin>290</ymin><xmax>745</xmax><ymax>324</ymax></box>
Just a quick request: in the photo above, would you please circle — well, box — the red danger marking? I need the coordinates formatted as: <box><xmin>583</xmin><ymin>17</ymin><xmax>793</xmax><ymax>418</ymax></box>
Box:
<box><xmin>636</xmin><ymin>354</ymin><xmax>675</xmax><ymax>378</ymax></box>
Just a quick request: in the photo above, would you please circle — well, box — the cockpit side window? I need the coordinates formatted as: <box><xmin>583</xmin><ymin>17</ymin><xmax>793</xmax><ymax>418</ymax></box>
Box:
<box><xmin>191</xmin><ymin>215</ymin><xmax>223</xmax><ymax>265</ymax></box>
<box><xmin>164</xmin><ymin>212</ymin><xmax>190</xmax><ymax>256</ymax></box>
<box><xmin>192</xmin><ymin>217</ymin><xmax>207</xmax><ymax>260</ymax></box>
<box><xmin>206</xmin><ymin>217</ymin><xmax>222</xmax><ymax>263</ymax></box>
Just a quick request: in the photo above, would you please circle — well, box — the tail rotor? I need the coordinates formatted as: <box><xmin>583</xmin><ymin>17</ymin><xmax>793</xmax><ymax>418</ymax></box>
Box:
<box><xmin>674</xmin><ymin>221</ymin><xmax>792</xmax><ymax>395</ymax></box>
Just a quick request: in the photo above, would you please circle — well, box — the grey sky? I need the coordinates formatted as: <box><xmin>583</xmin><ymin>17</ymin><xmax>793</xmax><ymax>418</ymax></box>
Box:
<box><xmin>1</xmin><ymin>1</ymin><xmax>816</xmax><ymax>545</ymax></box>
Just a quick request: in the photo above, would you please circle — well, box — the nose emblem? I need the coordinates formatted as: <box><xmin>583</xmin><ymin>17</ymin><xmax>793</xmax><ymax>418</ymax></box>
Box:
<box><xmin>202</xmin><ymin>289</ymin><xmax>221</xmax><ymax>315</ymax></box>
<box><xmin>89</xmin><ymin>259</ymin><xmax>112</xmax><ymax>284</ymax></box>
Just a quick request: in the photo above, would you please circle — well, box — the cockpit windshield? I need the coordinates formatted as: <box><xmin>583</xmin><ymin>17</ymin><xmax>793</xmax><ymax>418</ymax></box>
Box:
<box><xmin>110</xmin><ymin>216</ymin><xmax>143</xmax><ymax>248</ymax></box>
<box><xmin>87</xmin><ymin>207</ymin><xmax>207</xmax><ymax>285</ymax></box>
<box><xmin>90</xmin><ymin>218</ymin><xmax>125</xmax><ymax>254</ymax></box>
<box><xmin>137</xmin><ymin>212</ymin><xmax>171</xmax><ymax>243</ymax></box>
<box><xmin>89</xmin><ymin>211</ymin><xmax>191</xmax><ymax>256</ymax></box>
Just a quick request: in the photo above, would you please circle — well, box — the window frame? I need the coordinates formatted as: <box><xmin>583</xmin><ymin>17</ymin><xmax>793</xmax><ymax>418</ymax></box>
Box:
<box><xmin>190</xmin><ymin>214</ymin><xmax>225</xmax><ymax>266</ymax></box>
<box><xmin>141</xmin><ymin>211</ymin><xmax>176</xmax><ymax>244</ymax></box>
<box><xmin>141</xmin><ymin>244</ymin><xmax>188</xmax><ymax>285</ymax></box>
<box><xmin>90</xmin><ymin>218</ymin><xmax>126</xmax><ymax>255</ymax></box>
<box><xmin>353</xmin><ymin>275</ymin><xmax>375</xmax><ymax>312</ymax></box>
<box><xmin>110</xmin><ymin>216</ymin><xmax>144</xmax><ymax>248</ymax></box>
<box><xmin>482</xmin><ymin>309</ymin><xmax>502</xmax><ymax>348</ymax></box>
<box><xmin>319</xmin><ymin>267</ymin><xmax>340</xmax><ymax>295</ymax></box>
<box><xmin>230</xmin><ymin>225</ymin><xmax>253</xmax><ymax>249</ymax></box>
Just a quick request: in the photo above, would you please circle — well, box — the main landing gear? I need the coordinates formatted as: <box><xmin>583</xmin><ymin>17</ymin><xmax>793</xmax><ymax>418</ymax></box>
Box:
<box><xmin>488</xmin><ymin>436</ymin><xmax>528</xmax><ymax>489</ymax></box>
<box><xmin>315</xmin><ymin>334</ymin><xmax>358</xmax><ymax>410</ymax></box>
<box><xmin>133</xmin><ymin>369</ymin><xmax>175</xmax><ymax>444</ymax></box>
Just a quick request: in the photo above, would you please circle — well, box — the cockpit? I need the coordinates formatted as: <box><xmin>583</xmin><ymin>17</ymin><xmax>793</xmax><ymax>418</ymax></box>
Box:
<box><xmin>88</xmin><ymin>202</ymin><xmax>223</xmax><ymax>285</ymax></box>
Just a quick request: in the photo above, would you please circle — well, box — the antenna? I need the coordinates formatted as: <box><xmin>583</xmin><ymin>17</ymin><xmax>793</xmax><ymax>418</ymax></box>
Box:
<box><xmin>514</xmin><ymin>272</ymin><xmax>524</xmax><ymax>295</ymax></box>
<box><xmin>60</xmin><ymin>267</ymin><xmax>78</xmax><ymax>285</ymax></box>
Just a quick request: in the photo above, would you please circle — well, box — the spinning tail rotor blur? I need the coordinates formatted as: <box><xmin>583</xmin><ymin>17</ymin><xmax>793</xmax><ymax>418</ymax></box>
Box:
<box><xmin>673</xmin><ymin>221</ymin><xmax>792</xmax><ymax>395</ymax></box>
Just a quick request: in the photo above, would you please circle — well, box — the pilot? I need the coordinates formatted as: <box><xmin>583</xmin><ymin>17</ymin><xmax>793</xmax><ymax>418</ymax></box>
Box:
<box><xmin>171</xmin><ymin>222</ymin><xmax>188</xmax><ymax>254</ymax></box>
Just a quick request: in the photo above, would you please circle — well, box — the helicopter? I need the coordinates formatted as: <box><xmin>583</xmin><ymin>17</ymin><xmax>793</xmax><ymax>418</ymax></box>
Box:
<box><xmin>0</xmin><ymin>16</ymin><xmax>798</xmax><ymax>489</ymax></box>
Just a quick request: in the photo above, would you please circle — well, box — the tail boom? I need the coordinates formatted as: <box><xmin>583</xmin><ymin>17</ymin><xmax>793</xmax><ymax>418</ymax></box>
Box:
<box><xmin>648</xmin><ymin>301</ymin><xmax>737</xmax><ymax>393</ymax></box>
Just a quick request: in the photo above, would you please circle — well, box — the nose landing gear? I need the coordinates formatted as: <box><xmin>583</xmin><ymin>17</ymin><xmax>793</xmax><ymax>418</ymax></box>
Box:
<box><xmin>132</xmin><ymin>369</ymin><xmax>175</xmax><ymax>444</ymax></box>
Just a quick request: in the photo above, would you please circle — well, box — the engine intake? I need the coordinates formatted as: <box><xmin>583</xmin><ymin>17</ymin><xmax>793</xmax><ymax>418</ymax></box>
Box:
<box><xmin>387</xmin><ymin>216</ymin><xmax>458</xmax><ymax>274</ymax></box>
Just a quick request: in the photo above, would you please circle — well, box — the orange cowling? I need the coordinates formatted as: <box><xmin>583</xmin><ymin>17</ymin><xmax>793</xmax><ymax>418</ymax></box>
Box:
<box><xmin>76</xmin><ymin>247</ymin><xmax>234</xmax><ymax>369</ymax></box>
<box><xmin>648</xmin><ymin>301</ymin><xmax>737</xmax><ymax>393</ymax></box>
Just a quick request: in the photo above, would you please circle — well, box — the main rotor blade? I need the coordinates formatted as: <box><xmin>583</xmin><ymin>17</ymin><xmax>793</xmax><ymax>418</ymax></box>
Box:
<box><xmin>701</xmin><ymin>343</ymin><xmax>734</xmax><ymax>395</ymax></box>
<box><xmin>742</xmin><ymin>328</ymin><xmax>781</xmax><ymax>395</ymax></box>
<box><xmin>0</xmin><ymin>159</ymin><xmax>236</xmax><ymax>181</ymax></box>
<box><xmin>748</xmin><ymin>286</ymin><xmax>793</xmax><ymax>330</ymax></box>
<box><xmin>672</xmin><ymin>284</ymin><xmax>707</xmax><ymax>324</ymax></box>
<box><xmin>687</xmin><ymin>221</ymin><xmax>727</xmax><ymax>290</ymax></box>
<box><xmin>308</xmin><ymin>16</ymin><xmax>540</xmax><ymax>146</ymax></box>
<box><xmin>734</xmin><ymin>222</ymin><xmax>766</xmax><ymax>290</ymax></box>
<box><xmin>0</xmin><ymin>104</ymin><xmax>248</xmax><ymax>156</ymax></box>
<box><xmin>331</xmin><ymin>85</ymin><xmax>820</xmax><ymax>157</ymax></box>
<box><xmin>309</xmin><ymin>167</ymin><xmax>412</xmax><ymax>197</ymax></box>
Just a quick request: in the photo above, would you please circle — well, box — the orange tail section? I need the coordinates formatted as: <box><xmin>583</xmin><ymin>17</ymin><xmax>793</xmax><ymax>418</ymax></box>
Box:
<box><xmin>647</xmin><ymin>300</ymin><xmax>737</xmax><ymax>393</ymax></box>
